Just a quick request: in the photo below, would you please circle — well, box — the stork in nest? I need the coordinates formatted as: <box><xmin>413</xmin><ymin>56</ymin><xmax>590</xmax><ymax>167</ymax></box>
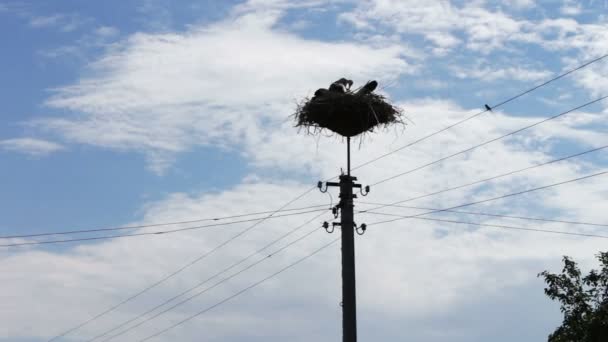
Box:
<box><xmin>315</xmin><ymin>78</ymin><xmax>354</xmax><ymax>96</ymax></box>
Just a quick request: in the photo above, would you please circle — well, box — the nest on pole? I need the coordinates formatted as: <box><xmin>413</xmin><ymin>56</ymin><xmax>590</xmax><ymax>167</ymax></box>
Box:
<box><xmin>294</xmin><ymin>78</ymin><xmax>403</xmax><ymax>137</ymax></box>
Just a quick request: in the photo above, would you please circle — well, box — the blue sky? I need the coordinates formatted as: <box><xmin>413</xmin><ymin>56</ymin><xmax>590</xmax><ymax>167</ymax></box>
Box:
<box><xmin>0</xmin><ymin>1</ymin><xmax>251</xmax><ymax>235</ymax></box>
<box><xmin>1</xmin><ymin>0</ymin><xmax>608</xmax><ymax>341</ymax></box>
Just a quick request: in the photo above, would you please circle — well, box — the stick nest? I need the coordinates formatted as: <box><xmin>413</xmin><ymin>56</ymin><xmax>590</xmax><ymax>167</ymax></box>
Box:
<box><xmin>294</xmin><ymin>81</ymin><xmax>403</xmax><ymax>137</ymax></box>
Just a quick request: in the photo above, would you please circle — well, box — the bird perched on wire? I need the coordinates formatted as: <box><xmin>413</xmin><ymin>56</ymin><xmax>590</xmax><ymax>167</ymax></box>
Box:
<box><xmin>357</xmin><ymin>80</ymin><xmax>378</xmax><ymax>95</ymax></box>
<box><xmin>484</xmin><ymin>104</ymin><xmax>492</xmax><ymax>112</ymax></box>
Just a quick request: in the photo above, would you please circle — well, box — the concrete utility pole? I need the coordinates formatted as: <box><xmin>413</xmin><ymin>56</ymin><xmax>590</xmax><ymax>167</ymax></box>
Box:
<box><xmin>319</xmin><ymin>137</ymin><xmax>368</xmax><ymax>342</ymax></box>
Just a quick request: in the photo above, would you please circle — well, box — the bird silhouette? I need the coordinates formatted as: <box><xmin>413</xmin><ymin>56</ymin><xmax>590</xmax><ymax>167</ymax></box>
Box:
<box><xmin>357</xmin><ymin>80</ymin><xmax>378</xmax><ymax>95</ymax></box>
<box><xmin>314</xmin><ymin>88</ymin><xmax>329</xmax><ymax>97</ymax></box>
<box><xmin>484</xmin><ymin>104</ymin><xmax>492</xmax><ymax>111</ymax></box>
<box><xmin>339</xmin><ymin>78</ymin><xmax>354</xmax><ymax>90</ymax></box>
<box><xmin>329</xmin><ymin>83</ymin><xmax>345</xmax><ymax>93</ymax></box>
<box><xmin>329</xmin><ymin>78</ymin><xmax>353</xmax><ymax>93</ymax></box>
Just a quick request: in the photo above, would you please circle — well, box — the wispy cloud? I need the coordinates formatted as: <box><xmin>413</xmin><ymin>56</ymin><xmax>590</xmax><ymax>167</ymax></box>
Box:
<box><xmin>37</xmin><ymin>25</ymin><xmax>121</xmax><ymax>60</ymax></box>
<box><xmin>560</xmin><ymin>0</ymin><xmax>583</xmax><ymax>16</ymax></box>
<box><xmin>0</xmin><ymin>138</ymin><xmax>64</xmax><ymax>156</ymax></box>
<box><xmin>93</xmin><ymin>25</ymin><xmax>119</xmax><ymax>38</ymax></box>
<box><xmin>451</xmin><ymin>65</ymin><xmax>552</xmax><ymax>82</ymax></box>
<box><xmin>27</xmin><ymin>12</ymin><xmax>90</xmax><ymax>32</ymax></box>
<box><xmin>28</xmin><ymin>14</ymin><xmax>63</xmax><ymax>28</ymax></box>
<box><xmin>503</xmin><ymin>0</ymin><xmax>536</xmax><ymax>10</ymax></box>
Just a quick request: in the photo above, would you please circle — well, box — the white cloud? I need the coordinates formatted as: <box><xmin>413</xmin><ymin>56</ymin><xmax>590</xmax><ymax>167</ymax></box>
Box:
<box><xmin>29</xmin><ymin>14</ymin><xmax>64</xmax><ymax>28</ymax></box>
<box><xmin>414</xmin><ymin>79</ymin><xmax>448</xmax><ymax>90</ymax></box>
<box><xmin>94</xmin><ymin>26</ymin><xmax>119</xmax><ymax>38</ymax></box>
<box><xmin>338</xmin><ymin>11</ymin><xmax>373</xmax><ymax>30</ymax></box>
<box><xmin>337</xmin><ymin>0</ymin><xmax>608</xmax><ymax>117</ymax></box>
<box><xmin>0</xmin><ymin>138</ymin><xmax>64</xmax><ymax>156</ymax></box>
<box><xmin>34</xmin><ymin>8</ymin><xmax>412</xmax><ymax>174</ymax></box>
<box><xmin>28</xmin><ymin>1</ymin><xmax>608</xmax><ymax>173</ymax></box>
<box><xmin>4</xmin><ymin>94</ymin><xmax>608</xmax><ymax>341</ymax></box>
<box><xmin>502</xmin><ymin>0</ymin><xmax>536</xmax><ymax>10</ymax></box>
<box><xmin>38</xmin><ymin>24</ymin><xmax>122</xmax><ymax>61</ymax></box>
<box><xmin>451</xmin><ymin>65</ymin><xmax>552</xmax><ymax>82</ymax></box>
<box><xmin>560</xmin><ymin>0</ymin><xmax>583</xmax><ymax>16</ymax></box>
<box><xmin>339</xmin><ymin>0</ymin><xmax>608</xmax><ymax>59</ymax></box>
<box><xmin>5</xmin><ymin>2</ymin><xmax>608</xmax><ymax>341</ymax></box>
<box><xmin>136</xmin><ymin>0</ymin><xmax>173</xmax><ymax>31</ymax></box>
<box><xmin>235</xmin><ymin>0</ymin><xmax>335</xmax><ymax>12</ymax></box>
<box><xmin>339</xmin><ymin>1</ymin><xmax>531</xmax><ymax>54</ymax></box>
<box><xmin>28</xmin><ymin>13</ymin><xmax>89</xmax><ymax>32</ymax></box>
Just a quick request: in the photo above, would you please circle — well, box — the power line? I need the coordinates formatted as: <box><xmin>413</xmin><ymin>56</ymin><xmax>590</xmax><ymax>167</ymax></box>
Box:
<box><xmin>132</xmin><ymin>54</ymin><xmax>604</xmax><ymax>340</ymax></box>
<box><xmin>364</xmin><ymin>212</ymin><xmax>608</xmax><ymax>239</ymax></box>
<box><xmin>371</xmin><ymin>95</ymin><xmax>608</xmax><ymax>186</ymax></box>
<box><xmin>137</xmin><ymin>237</ymin><xmax>339</xmax><ymax>342</ymax></box>
<box><xmin>357</xmin><ymin>201</ymin><xmax>608</xmax><ymax>228</ymax></box>
<box><xmin>86</xmin><ymin>211</ymin><xmax>328</xmax><ymax>342</ymax></box>
<box><xmin>361</xmin><ymin>144</ymin><xmax>608</xmax><ymax>211</ymax></box>
<box><xmin>79</xmin><ymin>164</ymin><xmax>608</xmax><ymax>339</ymax></box>
<box><xmin>93</xmin><ymin>166</ymin><xmax>607</xmax><ymax>341</ymax></box>
<box><xmin>40</xmin><ymin>53</ymin><xmax>608</xmax><ymax>341</ymax></box>
<box><xmin>0</xmin><ymin>204</ymin><xmax>330</xmax><ymax>240</ymax></box>
<box><xmin>2</xmin><ymin>208</ymin><xmax>328</xmax><ymax>248</ymax></box>
<box><xmin>11</xmin><ymin>54</ymin><xmax>604</xmax><ymax>242</ymax></box>
<box><xmin>315</xmin><ymin>54</ymin><xmax>608</xmax><ymax>188</ymax></box>
<box><xmin>360</xmin><ymin>170</ymin><xmax>608</xmax><ymax>224</ymax></box>
<box><xmin>46</xmin><ymin>187</ymin><xmax>320</xmax><ymax>341</ymax></box>
<box><xmin>100</xmin><ymin>218</ymin><xmax>329</xmax><ymax>342</ymax></box>
<box><xmin>351</xmin><ymin>53</ymin><xmax>608</xmax><ymax>172</ymax></box>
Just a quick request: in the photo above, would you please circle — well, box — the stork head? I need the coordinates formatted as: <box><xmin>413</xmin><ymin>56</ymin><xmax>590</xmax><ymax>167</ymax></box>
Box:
<box><xmin>334</xmin><ymin>78</ymin><xmax>353</xmax><ymax>89</ymax></box>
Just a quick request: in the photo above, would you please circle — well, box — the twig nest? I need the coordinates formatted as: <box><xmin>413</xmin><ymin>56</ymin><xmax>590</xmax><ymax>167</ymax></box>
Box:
<box><xmin>294</xmin><ymin>79</ymin><xmax>403</xmax><ymax>137</ymax></box>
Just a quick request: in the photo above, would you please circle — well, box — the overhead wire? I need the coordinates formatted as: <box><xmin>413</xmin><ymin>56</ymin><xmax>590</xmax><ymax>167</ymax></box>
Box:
<box><xmin>20</xmin><ymin>53</ymin><xmax>607</xmax><ymax>246</ymax></box>
<box><xmin>137</xmin><ymin>237</ymin><xmax>339</xmax><ymax>342</ymax></box>
<box><xmin>99</xmin><ymin>216</ymin><xmax>330</xmax><ymax>342</ymax></box>
<box><xmin>72</xmin><ymin>144</ymin><xmax>607</xmax><ymax>338</ymax></box>
<box><xmin>351</xmin><ymin>53</ymin><xmax>608</xmax><ymax>172</ymax></box>
<box><xmin>117</xmin><ymin>172</ymin><xmax>608</xmax><ymax>340</ymax></box>
<box><xmin>359</xmin><ymin>170</ymin><xmax>608</xmax><ymax>226</ymax></box>
<box><xmin>124</xmin><ymin>170</ymin><xmax>608</xmax><ymax>341</ymax></box>
<box><xmin>122</xmin><ymin>54</ymin><xmax>608</xmax><ymax>340</ymax></box>
<box><xmin>0</xmin><ymin>204</ymin><xmax>330</xmax><ymax>240</ymax></box>
<box><xmin>11</xmin><ymin>53</ymin><xmax>606</xmax><ymax>241</ymax></box>
<box><xmin>357</xmin><ymin>201</ymin><xmax>608</xmax><ymax>228</ymax></box>
<box><xmin>93</xmin><ymin>96</ymin><xmax>608</xmax><ymax>339</ymax></box>
<box><xmin>363</xmin><ymin>212</ymin><xmax>608</xmax><ymax>239</ymax></box>
<box><xmin>361</xmin><ymin>144</ymin><xmax>608</xmax><ymax>211</ymax></box>
<box><xmin>120</xmin><ymin>170</ymin><xmax>608</xmax><ymax>340</ymax></box>
<box><xmin>371</xmin><ymin>95</ymin><xmax>608</xmax><ymax>186</ymax></box>
<box><xmin>86</xmin><ymin>211</ymin><xmax>328</xmax><ymax>342</ymax></box>
<box><xmin>83</xmin><ymin>158</ymin><xmax>608</xmax><ymax>341</ymax></box>
<box><xmin>41</xmin><ymin>52</ymin><xmax>608</xmax><ymax>342</ymax></box>
<box><xmin>46</xmin><ymin>186</ymin><xmax>322</xmax><ymax>341</ymax></box>
<box><xmin>2</xmin><ymin>208</ymin><xmax>328</xmax><ymax>248</ymax></box>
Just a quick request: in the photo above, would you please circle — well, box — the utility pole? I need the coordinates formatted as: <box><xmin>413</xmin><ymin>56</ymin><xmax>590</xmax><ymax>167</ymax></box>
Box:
<box><xmin>319</xmin><ymin>137</ymin><xmax>368</xmax><ymax>342</ymax></box>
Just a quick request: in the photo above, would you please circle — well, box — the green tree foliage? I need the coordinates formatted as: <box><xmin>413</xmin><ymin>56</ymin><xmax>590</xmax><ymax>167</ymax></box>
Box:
<box><xmin>539</xmin><ymin>252</ymin><xmax>608</xmax><ymax>341</ymax></box>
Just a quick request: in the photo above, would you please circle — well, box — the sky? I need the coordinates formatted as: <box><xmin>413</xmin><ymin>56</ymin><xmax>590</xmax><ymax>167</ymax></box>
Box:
<box><xmin>1</xmin><ymin>0</ymin><xmax>608</xmax><ymax>341</ymax></box>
